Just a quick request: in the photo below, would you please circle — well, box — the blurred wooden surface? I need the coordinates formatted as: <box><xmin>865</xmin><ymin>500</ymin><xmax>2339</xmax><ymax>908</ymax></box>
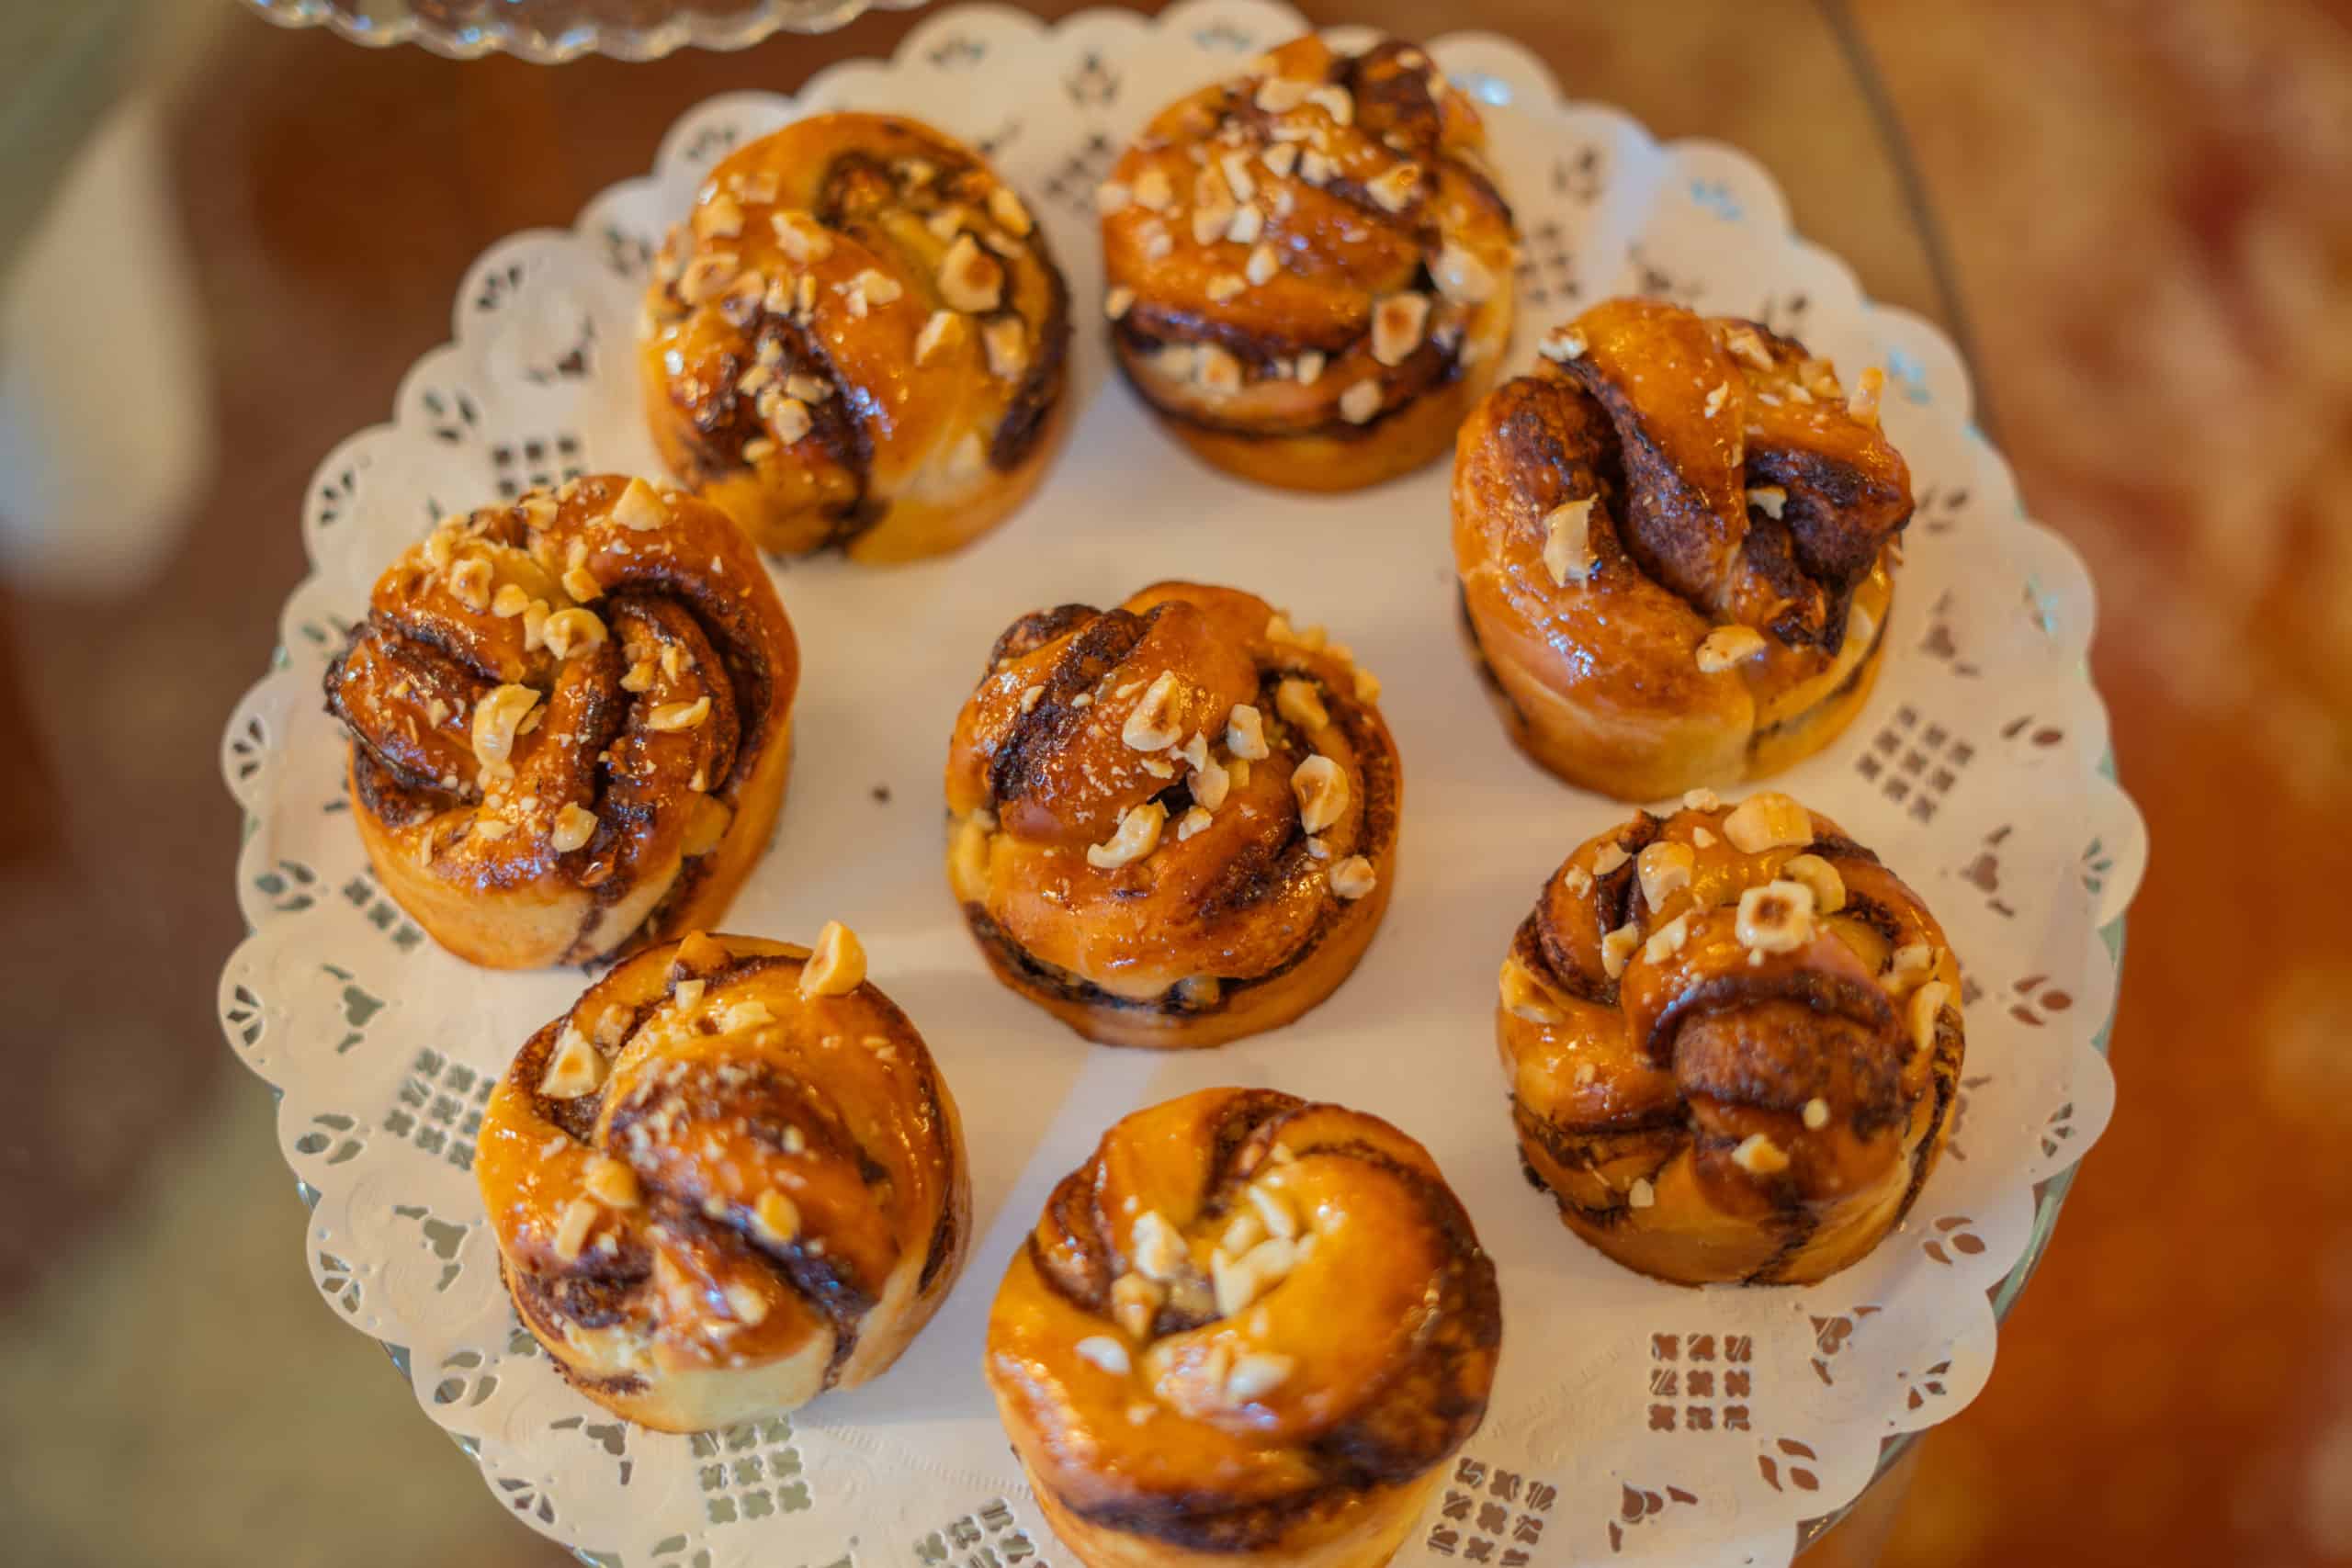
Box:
<box><xmin>1</xmin><ymin>3</ymin><xmax>2346</xmax><ymax>1564</ymax></box>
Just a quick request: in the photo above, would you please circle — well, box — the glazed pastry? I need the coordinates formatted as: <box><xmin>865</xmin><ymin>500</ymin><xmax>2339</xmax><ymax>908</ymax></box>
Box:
<box><xmin>640</xmin><ymin>112</ymin><xmax>1071</xmax><ymax>562</ymax></box>
<box><xmin>323</xmin><ymin>476</ymin><xmax>798</xmax><ymax>968</ymax></box>
<box><xmin>1496</xmin><ymin>790</ymin><xmax>1963</xmax><ymax>1284</ymax></box>
<box><xmin>1101</xmin><ymin>35</ymin><xmax>1515</xmax><ymax>491</ymax></box>
<box><xmin>1453</xmin><ymin>298</ymin><xmax>1911</xmax><ymax>800</ymax></box>
<box><xmin>987</xmin><ymin>1088</ymin><xmax>1499</xmax><ymax>1568</ymax></box>
<box><xmin>477</xmin><ymin>929</ymin><xmax>969</xmax><ymax>1432</ymax></box>
<box><xmin>945</xmin><ymin>581</ymin><xmax>1399</xmax><ymax>1048</ymax></box>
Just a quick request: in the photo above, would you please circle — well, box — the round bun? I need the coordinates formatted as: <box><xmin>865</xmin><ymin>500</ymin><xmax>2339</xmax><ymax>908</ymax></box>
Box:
<box><xmin>639</xmin><ymin>112</ymin><xmax>1072</xmax><ymax>563</ymax></box>
<box><xmin>944</xmin><ymin>581</ymin><xmax>1399</xmax><ymax>1048</ymax></box>
<box><xmin>987</xmin><ymin>1088</ymin><xmax>1500</xmax><ymax>1568</ymax></box>
<box><xmin>1453</xmin><ymin>298</ymin><xmax>1911</xmax><ymax>801</ymax></box>
<box><xmin>323</xmin><ymin>476</ymin><xmax>798</xmax><ymax>969</ymax></box>
<box><xmin>1496</xmin><ymin>790</ymin><xmax>1963</xmax><ymax>1285</ymax></box>
<box><xmin>1101</xmin><ymin>35</ymin><xmax>1515</xmax><ymax>492</ymax></box>
<box><xmin>476</xmin><ymin>930</ymin><xmax>969</xmax><ymax>1432</ymax></box>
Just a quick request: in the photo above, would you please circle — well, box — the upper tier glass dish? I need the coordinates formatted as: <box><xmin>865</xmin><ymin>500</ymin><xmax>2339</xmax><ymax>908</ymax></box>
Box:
<box><xmin>237</xmin><ymin>0</ymin><xmax>929</xmax><ymax>62</ymax></box>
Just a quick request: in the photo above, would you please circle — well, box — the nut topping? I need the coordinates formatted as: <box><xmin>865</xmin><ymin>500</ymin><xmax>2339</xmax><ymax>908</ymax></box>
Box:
<box><xmin>1723</xmin><ymin>792</ymin><xmax>1813</xmax><ymax>854</ymax></box>
<box><xmin>937</xmin><ymin>234</ymin><xmax>1003</xmax><ymax>313</ymax></box>
<box><xmin>1075</xmin><ymin>1336</ymin><xmax>1132</xmax><ymax>1376</ymax></box>
<box><xmin>752</xmin><ymin>1189</ymin><xmax>801</xmax><ymax>1246</ymax></box>
<box><xmin>549</xmin><ymin>803</ymin><xmax>598</xmax><ymax>852</ymax></box>
<box><xmin>1781</xmin><ymin>853</ymin><xmax>1847</xmax><ymax>914</ymax></box>
<box><xmin>537</xmin><ymin>1025</ymin><xmax>606</xmax><ymax>1099</ymax></box>
<box><xmin>1696</xmin><ymin>625</ymin><xmax>1769</xmax><ymax>673</ymax></box>
<box><xmin>1731</xmin><ymin>1134</ymin><xmax>1792</xmax><ymax>1176</ymax></box>
<box><xmin>1122</xmin><ymin>671</ymin><xmax>1185</xmax><ymax>751</ymax></box>
<box><xmin>1329</xmin><ymin>855</ymin><xmax>1376</xmax><ymax>900</ymax></box>
<box><xmin>1371</xmin><ymin>291</ymin><xmax>1430</xmax><ymax>366</ymax></box>
<box><xmin>1543</xmin><ymin>497</ymin><xmax>1597</xmax><ymax>587</ymax></box>
<box><xmin>1290</xmin><ymin>754</ymin><xmax>1349</xmax><ymax>834</ymax></box>
<box><xmin>471</xmin><ymin>684</ymin><xmax>540</xmax><ymax>773</ymax></box>
<box><xmin>1088</xmin><ymin>802</ymin><xmax>1168</xmax><ymax>869</ymax></box>
<box><xmin>1226</xmin><ymin>704</ymin><xmax>1270</xmax><ymax>760</ymax></box>
<box><xmin>1274</xmin><ymin>678</ymin><xmax>1329</xmax><ymax>731</ymax></box>
<box><xmin>800</xmin><ymin>920</ymin><xmax>866</xmax><ymax>998</ymax></box>
<box><xmin>1499</xmin><ymin>958</ymin><xmax>1560</xmax><ymax>1023</ymax></box>
<box><xmin>1637</xmin><ymin>841</ymin><xmax>1696</xmax><ymax>908</ymax></box>
<box><xmin>541</xmin><ymin>607</ymin><xmax>606</xmax><ymax>660</ymax></box>
<box><xmin>1735</xmin><ymin>879</ymin><xmax>1817</xmax><ymax>953</ymax></box>
<box><xmin>1600</xmin><ymin>920</ymin><xmax>1642</xmax><ymax>980</ymax></box>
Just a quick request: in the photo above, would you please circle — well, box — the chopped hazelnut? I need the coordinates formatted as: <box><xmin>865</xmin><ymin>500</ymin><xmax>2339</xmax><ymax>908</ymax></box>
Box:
<box><xmin>1371</xmin><ymin>291</ymin><xmax>1430</xmax><ymax>366</ymax></box>
<box><xmin>1590</xmin><ymin>841</ymin><xmax>1630</xmax><ymax>877</ymax></box>
<box><xmin>584</xmin><ymin>1155</ymin><xmax>640</xmax><ymax>1209</ymax></box>
<box><xmin>1365</xmin><ymin>162</ymin><xmax>1419</xmax><ymax>212</ymax></box>
<box><xmin>537</xmin><ymin>1025</ymin><xmax>606</xmax><ymax>1099</ymax></box>
<box><xmin>1226</xmin><ymin>1352</ymin><xmax>1294</xmax><ymax>1403</ymax></box>
<box><xmin>1339</xmin><ymin>380</ymin><xmax>1383</xmax><ymax>423</ymax></box>
<box><xmin>1131</xmin><ymin>167</ymin><xmax>1174</xmax><ymax>211</ymax></box>
<box><xmin>1499</xmin><ymin>959</ymin><xmax>1563</xmax><ymax>1024</ymax></box>
<box><xmin>1290</xmin><ymin>754</ymin><xmax>1349</xmax><ymax>834</ymax></box>
<box><xmin>1426</xmin><ymin>243</ymin><xmax>1495</xmax><ymax>310</ymax></box>
<box><xmin>549</xmin><ymin>803</ymin><xmax>598</xmax><ymax>852</ymax></box>
<box><xmin>1643</xmin><ymin>913</ymin><xmax>1691</xmax><ymax>963</ymax></box>
<box><xmin>551</xmin><ymin>1197</ymin><xmax>599</xmax><ymax>1262</ymax></box>
<box><xmin>1543</xmin><ymin>497</ymin><xmax>1597</xmax><ymax>587</ymax></box>
<box><xmin>1803</xmin><ymin>1097</ymin><xmax>1831</xmax><ymax>1131</ymax></box>
<box><xmin>1075</xmin><ymin>1336</ymin><xmax>1132</xmax><ymax>1376</ymax></box>
<box><xmin>1538</xmin><ymin>325</ymin><xmax>1588</xmax><ymax>362</ymax></box>
<box><xmin>1723</xmin><ymin>792</ymin><xmax>1813</xmax><ymax>853</ymax></box>
<box><xmin>647</xmin><ymin>695</ymin><xmax>711</xmax><ymax>732</ymax></box>
<box><xmin>1226</xmin><ymin>703</ymin><xmax>1270</xmax><ymax>760</ymax></box>
<box><xmin>542</xmin><ymin>607</ymin><xmax>607</xmax><ymax>660</ymax></box>
<box><xmin>1637</xmin><ymin>841</ymin><xmax>1696</xmax><ymax>908</ymax></box>
<box><xmin>1122</xmin><ymin>671</ymin><xmax>1185</xmax><ymax>751</ymax></box>
<box><xmin>1747</xmin><ymin>484</ymin><xmax>1789</xmax><ymax>520</ymax></box>
<box><xmin>988</xmin><ymin>186</ymin><xmax>1033</xmax><ymax>236</ymax></box>
<box><xmin>1088</xmin><ymin>802</ymin><xmax>1168</xmax><ymax>869</ymax></box>
<box><xmin>1732</xmin><ymin>1133</ymin><xmax>1791</xmax><ymax>1176</ymax></box>
<box><xmin>752</xmin><ymin>1189</ymin><xmax>801</xmax><ymax>1246</ymax></box>
<box><xmin>1909</xmin><ymin>978</ymin><xmax>1953</xmax><ymax>1054</ymax></box>
<box><xmin>982</xmin><ymin>316</ymin><xmax>1029</xmax><ymax>381</ymax></box>
<box><xmin>1275</xmin><ymin>678</ymin><xmax>1329</xmax><ymax>731</ymax></box>
<box><xmin>1781</xmin><ymin>852</ymin><xmax>1847</xmax><ymax>914</ymax></box>
<box><xmin>1736</xmin><ymin>879</ymin><xmax>1818</xmax><ymax>953</ymax></box>
<box><xmin>1696</xmin><ymin>625</ymin><xmax>1769</xmax><ymax>673</ymax></box>
<box><xmin>471</xmin><ymin>684</ymin><xmax>540</xmax><ymax>772</ymax></box>
<box><xmin>1600</xmin><ymin>921</ymin><xmax>1642</xmax><ymax>979</ymax></box>
<box><xmin>937</xmin><ymin>234</ymin><xmax>1003</xmax><ymax>313</ymax></box>
<box><xmin>610</xmin><ymin>477</ymin><xmax>666</xmax><ymax>533</ymax></box>
<box><xmin>1129</xmin><ymin>1209</ymin><xmax>1184</xmax><ymax>1281</ymax></box>
<box><xmin>1329</xmin><ymin>855</ymin><xmax>1376</xmax><ymax>900</ymax></box>
<box><xmin>448</xmin><ymin>557</ymin><xmax>493</xmax><ymax>614</ymax></box>
<box><xmin>914</xmin><ymin>309</ymin><xmax>962</xmax><ymax>366</ymax></box>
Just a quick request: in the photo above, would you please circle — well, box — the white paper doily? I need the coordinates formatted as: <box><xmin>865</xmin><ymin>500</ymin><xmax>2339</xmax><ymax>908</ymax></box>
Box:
<box><xmin>215</xmin><ymin>5</ymin><xmax>2144</xmax><ymax>1564</ymax></box>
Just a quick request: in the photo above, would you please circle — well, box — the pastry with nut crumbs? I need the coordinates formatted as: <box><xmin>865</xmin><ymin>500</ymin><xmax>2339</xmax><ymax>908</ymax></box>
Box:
<box><xmin>1496</xmin><ymin>790</ymin><xmax>1962</xmax><ymax>1284</ymax></box>
<box><xmin>1453</xmin><ymin>297</ymin><xmax>1909</xmax><ymax>800</ymax></box>
<box><xmin>1101</xmin><ymin>35</ymin><xmax>1516</xmax><ymax>491</ymax></box>
<box><xmin>322</xmin><ymin>476</ymin><xmax>797</xmax><ymax>968</ymax></box>
<box><xmin>641</xmin><ymin>112</ymin><xmax>1071</xmax><ymax>562</ymax></box>
<box><xmin>945</xmin><ymin>581</ymin><xmax>1398</xmax><ymax>1048</ymax></box>
<box><xmin>477</xmin><ymin>929</ymin><xmax>969</xmax><ymax>1431</ymax></box>
<box><xmin>986</xmin><ymin>1088</ymin><xmax>1498</xmax><ymax>1568</ymax></box>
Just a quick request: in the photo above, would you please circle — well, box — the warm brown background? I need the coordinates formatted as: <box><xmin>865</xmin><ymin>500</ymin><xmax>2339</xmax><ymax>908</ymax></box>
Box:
<box><xmin>2</xmin><ymin>2</ymin><xmax>2346</xmax><ymax>1564</ymax></box>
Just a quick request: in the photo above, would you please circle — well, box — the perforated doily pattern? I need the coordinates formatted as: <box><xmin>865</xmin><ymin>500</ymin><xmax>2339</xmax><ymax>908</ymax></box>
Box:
<box><xmin>217</xmin><ymin>6</ymin><xmax>2143</xmax><ymax>1563</ymax></box>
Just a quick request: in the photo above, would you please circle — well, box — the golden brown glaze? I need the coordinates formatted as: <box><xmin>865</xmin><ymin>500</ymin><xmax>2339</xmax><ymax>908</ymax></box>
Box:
<box><xmin>1102</xmin><ymin>36</ymin><xmax>1516</xmax><ymax>491</ymax></box>
<box><xmin>987</xmin><ymin>1089</ymin><xmax>1499</xmax><ymax>1568</ymax></box>
<box><xmin>944</xmin><ymin>582</ymin><xmax>1400</xmax><ymax>1048</ymax></box>
<box><xmin>477</xmin><ymin>931</ymin><xmax>969</xmax><ymax>1432</ymax></box>
<box><xmin>1453</xmin><ymin>298</ymin><xmax>1910</xmax><ymax>800</ymax></box>
<box><xmin>322</xmin><ymin>476</ymin><xmax>798</xmax><ymax>969</ymax></box>
<box><xmin>639</xmin><ymin>112</ymin><xmax>1071</xmax><ymax>562</ymax></box>
<box><xmin>1496</xmin><ymin>790</ymin><xmax>1963</xmax><ymax>1285</ymax></box>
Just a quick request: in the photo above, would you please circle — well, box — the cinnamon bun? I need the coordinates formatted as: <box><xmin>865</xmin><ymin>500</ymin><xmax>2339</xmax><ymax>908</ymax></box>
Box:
<box><xmin>1453</xmin><ymin>298</ymin><xmax>1910</xmax><ymax>800</ymax></box>
<box><xmin>945</xmin><ymin>582</ymin><xmax>1399</xmax><ymax>1048</ymax></box>
<box><xmin>323</xmin><ymin>476</ymin><xmax>798</xmax><ymax>969</ymax></box>
<box><xmin>1496</xmin><ymin>790</ymin><xmax>1963</xmax><ymax>1284</ymax></box>
<box><xmin>640</xmin><ymin>112</ymin><xmax>1072</xmax><ymax>562</ymax></box>
<box><xmin>1101</xmin><ymin>35</ymin><xmax>1516</xmax><ymax>491</ymax></box>
<box><xmin>987</xmin><ymin>1088</ymin><xmax>1499</xmax><ymax>1568</ymax></box>
<box><xmin>477</xmin><ymin>929</ymin><xmax>969</xmax><ymax>1431</ymax></box>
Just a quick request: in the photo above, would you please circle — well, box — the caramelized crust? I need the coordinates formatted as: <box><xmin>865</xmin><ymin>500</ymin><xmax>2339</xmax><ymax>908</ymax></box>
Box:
<box><xmin>477</xmin><ymin>931</ymin><xmax>969</xmax><ymax>1431</ymax></box>
<box><xmin>1103</xmin><ymin>36</ymin><xmax>1516</xmax><ymax>491</ymax></box>
<box><xmin>944</xmin><ymin>581</ymin><xmax>1400</xmax><ymax>1048</ymax></box>
<box><xmin>986</xmin><ymin>1089</ymin><xmax>1499</xmax><ymax>1566</ymax></box>
<box><xmin>1495</xmin><ymin>791</ymin><xmax>1963</xmax><ymax>1284</ymax></box>
<box><xmin>1452</xmin><ymin>299</ymin><xmax>1910</xmax><ymax>800</ymax></box>
<box><xmin>322</xmin><ymin>476</ymin><xmax>798</xmax><ymax>968</ymax></box>
<box><xmin>639</xmin><ymin>112</ymin><xmax>1072</xmax><ymax>562</ymax></box>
